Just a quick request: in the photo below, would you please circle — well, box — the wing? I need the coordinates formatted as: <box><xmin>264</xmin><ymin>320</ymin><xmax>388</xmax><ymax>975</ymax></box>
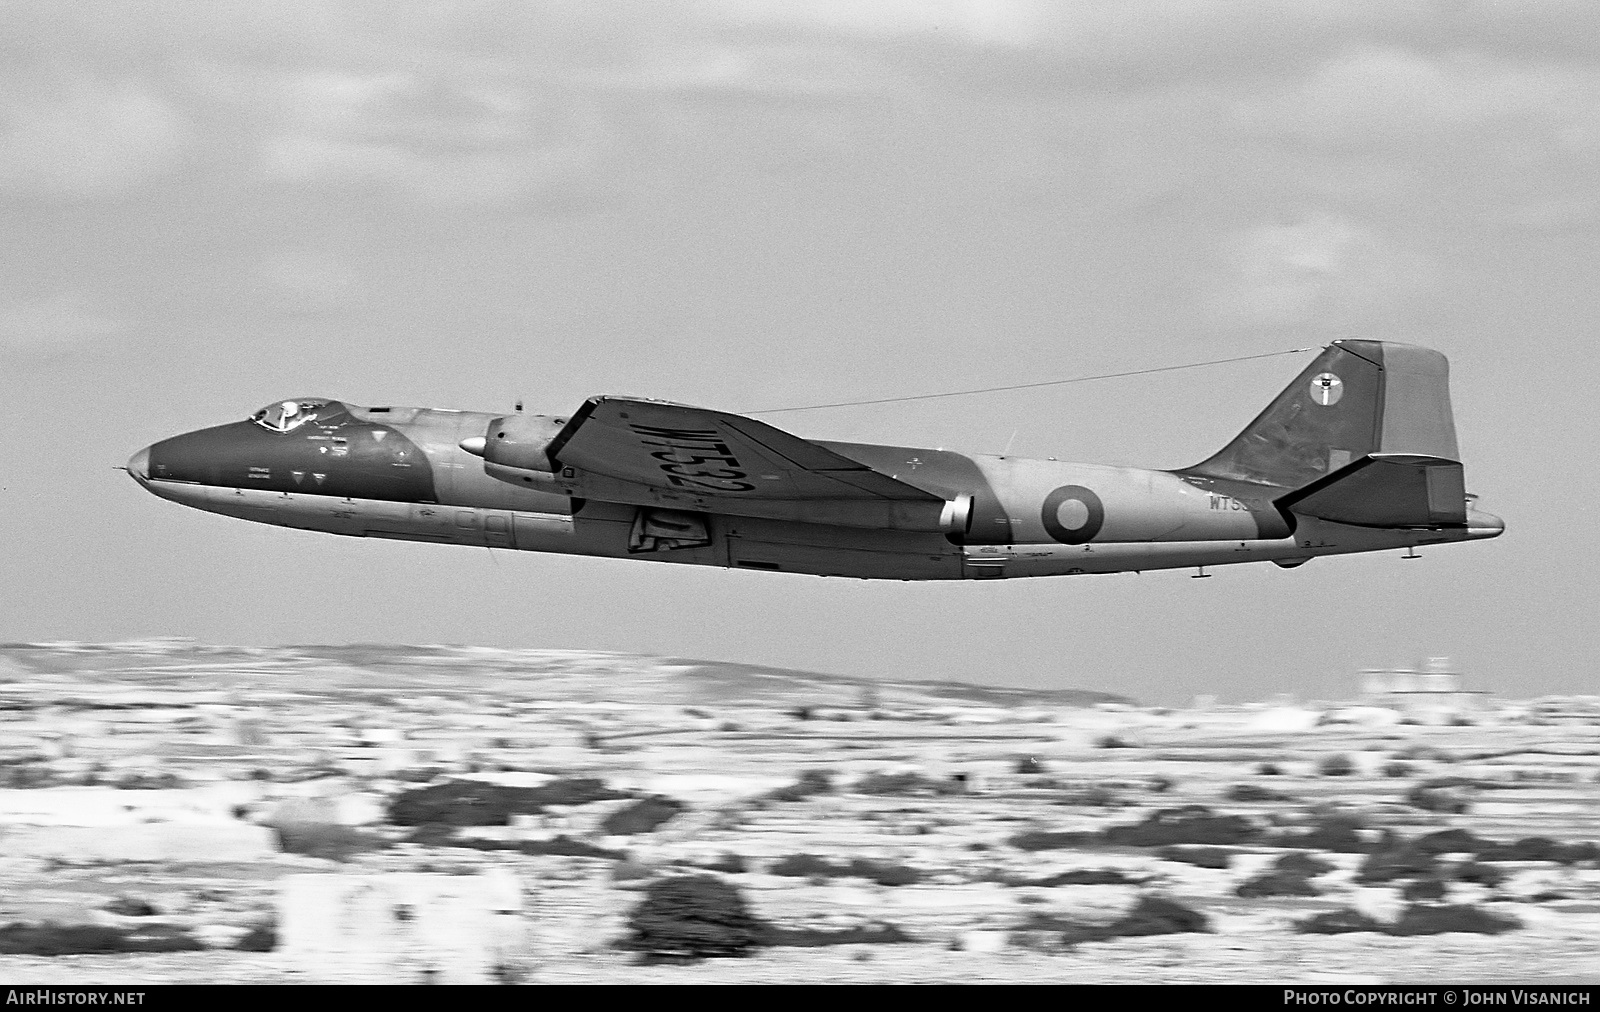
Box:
<box><xmin>545</xmin><ymin>397</ymin><xmax>952</xmax><ymax>532</ymax></box>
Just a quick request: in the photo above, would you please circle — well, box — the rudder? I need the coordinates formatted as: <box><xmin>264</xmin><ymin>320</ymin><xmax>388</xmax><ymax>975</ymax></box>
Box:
<box><xmin>1182</xmin><ymin>340</ymin><xmax>1458</xmax><ymax>490</ymax></box>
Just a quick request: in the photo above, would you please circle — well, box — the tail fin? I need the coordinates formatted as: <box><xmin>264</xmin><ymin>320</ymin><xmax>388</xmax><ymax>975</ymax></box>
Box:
<box><xmin>1183</xmin><ymin>340</ymin><xmax>1459</xmax><ymax>489</ymax></box>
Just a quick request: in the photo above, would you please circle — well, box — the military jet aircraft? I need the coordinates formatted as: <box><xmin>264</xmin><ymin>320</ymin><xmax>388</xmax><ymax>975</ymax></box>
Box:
<box><xmin>126</xmin><ymin>339</ymin><xmax>1502</xmax><ymax>581</ymax></box>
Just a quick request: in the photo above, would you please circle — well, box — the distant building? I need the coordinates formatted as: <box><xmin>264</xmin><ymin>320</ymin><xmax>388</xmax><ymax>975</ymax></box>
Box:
<box><xmin>1358</xmin><ymin>657</ymin><xmax>1491</xmax><ymax>721</ymax></box>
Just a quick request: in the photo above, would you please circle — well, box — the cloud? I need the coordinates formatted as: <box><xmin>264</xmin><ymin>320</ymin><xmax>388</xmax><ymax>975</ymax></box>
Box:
<box><xmin>709</xmin><ymin>1</ymin><xmax>1600</xmax><ymax>60</ymax></box>
<box><xmin>3</xmin><ymin>1</ymin><xmax>1599</xmax><ymax>231</ymax></box>
<box><xmin>1243</xmin><ymin>47</ymin><xmax>1600</xmax><ymax>151</ymax></box>
<box><xmin>250</xmin><ymin>70</ymin><xmax>610</xmax><ymax>209</ymax></box>
<box><xmin>0</xmin><ymin>293</ymin><xmax>127</xmax><ymax>352</ymax></box>
<box><xmin>0</xmin><ymin>78</ymin><xmax>191</xmax><ymax>199</ymax></box>
<box><xmin>1202</xmin><ymin>211</ymin><xmax>1435</xmax><ymax>329</ymax></box>
<box><xmin>254</xmin><ymin>249</ymin><xmax>359</xmax><ymax>314</ymax></box>
<box><xmin>707</xmin><ymin>0</ymin><xmax>1049</xmax><ymax>46</ymax></box>
<box><xmin>573</xmin><ymin>42</ymin><xmax>906</xmax><ymax>98</ymax></box>
<box><xmin>1228</xmin><ymin>47</ymin><xmax>1600</xmax><ymax>228</ymax></box>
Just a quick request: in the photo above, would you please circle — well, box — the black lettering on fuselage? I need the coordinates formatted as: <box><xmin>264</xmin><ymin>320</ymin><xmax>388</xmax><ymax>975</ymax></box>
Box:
<box><xmin>1208</xmin><ymin>494</ymin><xmax>1254</xmax><ymax>512</ymax></box>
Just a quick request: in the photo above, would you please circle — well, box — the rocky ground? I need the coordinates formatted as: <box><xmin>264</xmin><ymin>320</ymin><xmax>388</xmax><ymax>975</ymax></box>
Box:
<box><xmin>0</xmin><ymin>640</ymin><xmax>1595</xmax><ymax>985</ymax></box>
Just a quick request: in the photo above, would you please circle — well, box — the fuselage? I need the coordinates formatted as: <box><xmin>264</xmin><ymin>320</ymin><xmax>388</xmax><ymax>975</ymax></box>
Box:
<box><xmin>127</xmin><ymin>397</ymin><xmax>1502</xmax><ymax>581</ymax></box>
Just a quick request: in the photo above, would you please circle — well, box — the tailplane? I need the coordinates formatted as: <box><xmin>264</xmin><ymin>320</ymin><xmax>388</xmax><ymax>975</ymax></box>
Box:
<box><xmin>1183</xmin><ymin>340</ymin><xmax>1459</xmax><ymax>491</ymax></box>
<box><xmin>1275</xmin><ymin>453</ymin><xmax>1466</xmax><ymax>528</ymax></box>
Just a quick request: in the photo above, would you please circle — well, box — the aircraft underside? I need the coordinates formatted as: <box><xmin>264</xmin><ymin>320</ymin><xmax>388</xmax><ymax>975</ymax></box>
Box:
<box><xmin>134</xmin><ymin>478</ymin><xmax>1480</xmax><ymax>581</ymax></box>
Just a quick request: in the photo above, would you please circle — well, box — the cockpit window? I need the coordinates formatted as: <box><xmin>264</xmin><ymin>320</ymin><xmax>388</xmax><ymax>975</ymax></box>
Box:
<box><xmin>250</xmin><ymin>399</ymin><xmax>329</xmax><ymax>432</ymax></box>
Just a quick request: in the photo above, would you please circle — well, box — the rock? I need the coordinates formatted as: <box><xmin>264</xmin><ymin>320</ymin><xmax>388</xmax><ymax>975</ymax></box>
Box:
<box><xmin>1478</xmin><ymin>837</ymin><xmax>1599</xmax><ymax>864</ymax></box>
<box><xmin>1103</xmin><ymin>806</ymin><xmax>1260</xmax><ymax>847</ymax></box>
<box><xmin>1356</xmin><ymin>844</ymin><xmax>1440</xmax><ymax>883</ymax></box>
<box><xmin>766</xmin><ymin>854</ymin><xmax>922</xmax><ymax>887</ymax></box>
<box><xmin>1274</xmin><ymin>812</ymin><xmax>1371</xmax><ymax>853</ymax></box>
<box><xmin>1236</xmin><ymin>872</ymin><xmax>1319</xmax><ymax>898</ymax></box>
<box><xmin>1386</xmin><ymin>904</ymin><xmax>1520</xmax><ymax>936</ymax></box>
<box><xmin>273</xmin><ymin>823</ymin><xmax>389</xmax><ymax>861</ymax></box>
<box><xmin>1400</xmin><ymin>877</ymin><xmax>1448</xmax><ymax>901</ymax></box>
<box><xmin>1078</xmin><ymin>895</ymin><xmax>1209</xmax><ymax>941</ymax></box>
<box><xmin>765</xmin><ymin>921</ymin><xmax>915</xmax><ymax>946</ymax></box>
<box><xmin>0</xmin><ymin>922</ymin><xmax>203</xmax><ymax>954</ymax></box>
<box><xmin>621</xmin><ymin>874</ymin><xmax>764</xmax><ymax>959</ymax></box>
<box><xmin>1414</xmin><ymin>829</ymin><xmax>1489</xmax><ymax>855</ymax></box>
<box><xmin>103</xmin><ymin>896</ymin><xmax>158</xmax><ymax>917</ymax></box>
<box><xmin>233</xmin><ymin>924</ymin><xmax>277</xmax><ymax>952</ymax></box>
<box><xmin>1157</xmin><ymin>846</ymin><xmax>1233</xmax><ymax>869</ymax></box>
<box><xmin>1224</xmin><ymin>783</ymin><xmax>1293</xmax><ymax>802</ymax></box>
<box><xmin>1296</xmin><ymin>909</ymin><xmax>1387</xmax><ymax>935</ymax></box>
<box><xmin>767</xmin><ymin>770</ymin><xmax>835</xmax><ymax>802</ymax></box>
<box><xmin>699</xmin><ymin>852</ymin><xmax>748</xmax><ymax>874</ymax></box>
<box><xmin>1275</xmin><ymin>852</ymin><xmax>1336</xmax><ymax>877</ymax></box>
<box><xmin>611</xmin><ymin>858</ymin><xmax>654</xmax><ymax>882</ymax></box>
<box><xmin>602</xmin><ymin>796</ymin><xmax>686</xmax><ymax>835</ymax></box>
<box><xmin>1008</xmin><ymin>830</ymin><xmax>1098</xmax><ymax>851</ymax></box>
<box><xmin>1405</xmin><ymin>784</ymin><xmax>1471</xmax><ymax>814</ymax></box>
<box><xmin>387</xmin><ymin>778</ymin><xmax>630</xmax><ymax>827</ymax></box>
<box><xmin>1022</xmin><ymin>868</ymin><xmax>1141</xmax><ymax>887</ymax></box>
<box><xmin>1317</xmin><ymin>754</ymin><xmax>1356</xmax><ymax>777</ymax></box>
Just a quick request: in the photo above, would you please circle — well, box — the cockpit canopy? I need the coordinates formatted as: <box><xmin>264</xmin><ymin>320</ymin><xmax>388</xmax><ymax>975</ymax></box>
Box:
<box><xmin>250</xmin><ymin>398</ymin><xmax>332</xmax><ymax>433</ymax></box>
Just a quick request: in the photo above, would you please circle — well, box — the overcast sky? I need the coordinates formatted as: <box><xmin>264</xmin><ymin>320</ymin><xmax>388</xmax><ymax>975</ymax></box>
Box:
<box><xmin>3</xmin><ymin>1</ymin><xmax>1596</xmax><ymax>705</ymax></box>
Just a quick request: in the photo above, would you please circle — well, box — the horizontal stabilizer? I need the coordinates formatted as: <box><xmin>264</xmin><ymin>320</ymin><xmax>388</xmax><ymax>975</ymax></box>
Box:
<box><xmin>1276</xmin><ymin>453</ymin><xmax>1466</xmax><ymax>528</ymax></box>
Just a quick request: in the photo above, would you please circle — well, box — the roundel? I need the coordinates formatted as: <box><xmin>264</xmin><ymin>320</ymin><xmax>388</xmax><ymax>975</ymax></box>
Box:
<box><xmin>1309</xmin><ymin>372</ymin><xmax>1343</xmax><ymax>406</ymax></box>
<box><xmin>1041</xmin><ymin>485</ymin><xmax>1104</xmax><ymax>545</ymax></box>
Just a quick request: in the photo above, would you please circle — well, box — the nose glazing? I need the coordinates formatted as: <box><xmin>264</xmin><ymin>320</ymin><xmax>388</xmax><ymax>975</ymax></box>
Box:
<box><xmin>126</xmin><ymin>446</ymin><xmax>151</xmax><ymax>481</ymax></box>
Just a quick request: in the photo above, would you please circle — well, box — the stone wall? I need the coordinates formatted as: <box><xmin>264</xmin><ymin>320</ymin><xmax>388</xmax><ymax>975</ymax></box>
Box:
<box><xmin>277</xmin><ymin>870</ymin><xmax>528</xmax><ymax>984</ymax></box>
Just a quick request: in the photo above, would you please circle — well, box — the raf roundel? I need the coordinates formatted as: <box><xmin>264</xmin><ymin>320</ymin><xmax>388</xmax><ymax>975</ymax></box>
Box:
<box><xmin>1041</xmin><ymin>485</ymin><xmax>1104</xmax><ymax>545</ymax></box>
<box><xmin>1309</xmin><ymin>372</ymin><xmax>1343</xmax><ymax>406</ymax></box>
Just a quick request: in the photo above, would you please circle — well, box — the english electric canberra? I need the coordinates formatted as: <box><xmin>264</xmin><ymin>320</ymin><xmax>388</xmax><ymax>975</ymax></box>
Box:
<box><xmin>127</xmin><ymin>340</ymin><xmax>1503</xmax><ymax>581</ymax></box>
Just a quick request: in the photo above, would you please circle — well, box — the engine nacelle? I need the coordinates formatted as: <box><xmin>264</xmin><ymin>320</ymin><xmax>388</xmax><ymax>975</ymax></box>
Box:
<box><xmin>460</xmin><ymin>413</ymin><xmax>570</xmax><ymax>492</ymax></box>
<box><xmin>482</xmin><ymin>413</ymin><xmax>565</xmax><ymax>472</ymax></box>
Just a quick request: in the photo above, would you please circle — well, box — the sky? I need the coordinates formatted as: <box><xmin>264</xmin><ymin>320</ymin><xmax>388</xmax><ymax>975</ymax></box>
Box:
<box><xmin>2</xmin><ymin>1</ymin><xmax>1596</xmax><ymax>705</ymax></box>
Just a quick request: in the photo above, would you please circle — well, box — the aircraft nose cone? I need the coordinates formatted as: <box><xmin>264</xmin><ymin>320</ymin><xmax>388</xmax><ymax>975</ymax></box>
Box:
<box><xmin>126</xmin><ymin>446</ymin><xmax>151</xmax><ymax>482</ymax></box>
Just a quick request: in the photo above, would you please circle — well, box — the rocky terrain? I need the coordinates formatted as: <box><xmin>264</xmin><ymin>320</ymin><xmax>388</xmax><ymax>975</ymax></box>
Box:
<box><xmin>0</xmin><ymin>640</ymin><xmax>1595</xmax><ymax>984</ymax></box>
